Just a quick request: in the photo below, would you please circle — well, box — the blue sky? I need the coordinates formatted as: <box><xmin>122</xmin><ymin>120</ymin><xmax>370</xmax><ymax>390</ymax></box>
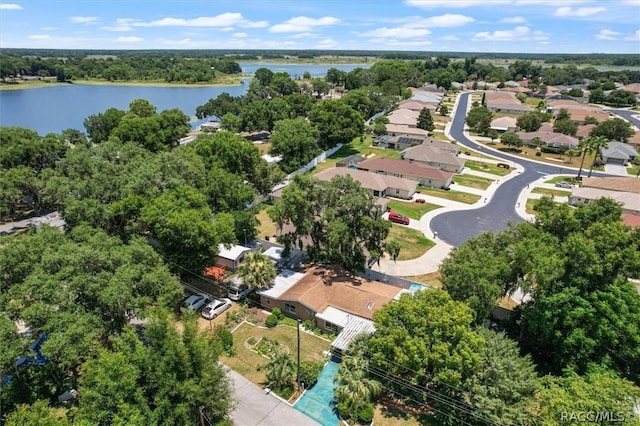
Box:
<box><xmin>1</xmin><ymin>0</ymin><xmax>639</xmax><ymax>53</ymax></box>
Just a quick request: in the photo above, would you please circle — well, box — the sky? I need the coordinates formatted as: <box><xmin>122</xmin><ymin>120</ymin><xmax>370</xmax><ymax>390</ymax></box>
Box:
<box><xmin>0</xmin><ymin>0</ymin><xmax>639</xmax><ymax>54</ymax></box>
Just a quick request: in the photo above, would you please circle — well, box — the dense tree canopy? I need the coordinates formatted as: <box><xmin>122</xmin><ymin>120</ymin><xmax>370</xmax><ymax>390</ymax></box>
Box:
<box><xmin>308</xmin><ymin>100</ymin><xmax>365</xmax><ymax>149</ymax></box>
<box><xmin>465</xmin><ymin>106</ymin><xmax>493</xmax><ymax>135</ymax></box>
<box><xmin>268</xmin><ymin>118</ymin><xmax>321</xmax><ymax>174</ymax></box>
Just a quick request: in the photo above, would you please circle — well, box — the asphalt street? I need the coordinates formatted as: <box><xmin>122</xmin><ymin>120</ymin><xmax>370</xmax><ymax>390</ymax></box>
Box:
<box><xmin>430</xmin><ymin>92</ymin><xmax>613</xmax><ymax>247</ymax></box>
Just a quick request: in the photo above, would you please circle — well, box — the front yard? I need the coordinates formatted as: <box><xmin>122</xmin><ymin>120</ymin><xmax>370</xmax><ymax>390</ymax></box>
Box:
<box><xmin>386</xmin><ymin>199</ymin><xmax>442</xmax><ymax>220</ymax></box>
<box><xmin>417</xmin><ymin>186</ymin><xmax>481</xmax><ymax>204</ymax></box>
<box><xmin>464</xmin><ymin>160</ymin><xmax>512</xmax><ymax>177</ymax></box>
<box><xmin>385</xmin><ymin>225</ymin><xmax>435</xmax><ymax>261</ymax></box>
<box><xmin>312</xmin><ymin>136</ymin><xmax>402</xmax><ymax>175</ymax></box>
<box><xmin>220</xmin><ymin>321</ymin><xmax>331</xmax><ymax>388</ymax></box>
<box><xmin>531</xmin><ymin>188</ymin><xmax>571</xmax><ymax>197</ymax></box>
<box><xmin>452</xmin><ymin>174</ymin><xmax>493</xmax><ymax>190</ymax></box>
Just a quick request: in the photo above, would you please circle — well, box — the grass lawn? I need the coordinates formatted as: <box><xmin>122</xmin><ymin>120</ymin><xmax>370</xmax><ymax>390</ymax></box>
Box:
<box><xmin>220</xmin><ymin>322</ymin><xmax>331</xmax><ymax>387</ymax></box>
<box><xmin>417</xmin><ymin>186</ymin><xmax>481</xmax><ymax>204</ymax></box>
<box><xmin>374</xmin><ymin>402</ymin><xmax>439</xmax><ymax>426</ymax></box>
<box><xmin>256</xmin><ymin>205</ymin><xmax>277</xmax><ymax>240</ymax></box>
<box><xmin>531</xmin><ymin>188</ymin><xmax>571</xmax><ymax>197</ymax></box>
<box><xmin>464</xmin><ymin>160</ymin><xmax>512</xmax><ymax>177</ymax></box>
<box><xmin>311</xmin><ymin>136</ymin><xmax>401</xmax><ymax>175</ymax></box>
<box><xmin>429</xmin><ymin>132</ymin><xmax>452</xmax><ymax>141</ymax></box>
<box><xmin>544</xmin><ymin>175</ymin><xmax>582</xmax><ymax>184</ymax></box>
<box><xmin>386</xmin><ymin>200</ymin><xmax>442</xmax><ymax>220</ymax></box>
<box><xmin>385</xmin><ymin>225</ymin><xmax>435</xmax><ymax>261</ymax></box>
<box><xmin>402</xmin><ymin>272</ymin><xmax>443</xmax><ymax>288</ymax></box>
<box><xmin>627</xmin><ymin>165</ymin><xmax>640</xmax><ymax>176</ymax></box>
<box><xmin>452</xmin><ymin>174</ymin><xmax>493</xmax><ymax>190</ymax></box>
<box><xmin>526</xmin><ymin>198</ymin><xmax>540</xmax><ymax>215</ymax></box>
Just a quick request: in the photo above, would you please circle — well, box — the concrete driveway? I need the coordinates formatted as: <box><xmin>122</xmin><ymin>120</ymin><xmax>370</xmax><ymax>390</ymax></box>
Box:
<box><xmin>604</xmin><ymin>163</ymin><xmax>630</xmax><ymax>176</ymax></box>
<box><xmin>226</xmin><ymin>367</ymin><xmax>320</xmax><ymax>426</ymax></box>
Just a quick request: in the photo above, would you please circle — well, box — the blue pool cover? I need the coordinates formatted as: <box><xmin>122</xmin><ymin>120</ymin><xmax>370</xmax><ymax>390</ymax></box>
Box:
<box><xmin>294</xmin><ymin>360</ymin><xmax>341</xmax><ymax>426</ymax></box>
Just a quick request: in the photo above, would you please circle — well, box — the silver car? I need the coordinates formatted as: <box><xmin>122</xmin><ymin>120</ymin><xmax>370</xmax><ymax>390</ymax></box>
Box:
<box><xmin>180</xmin><ymin>294</ymin><xmax>209</xmax><ymax>313</ymax></box>
<box><xmin>555</xmin><ymin>181</ymin><xmax>573</xmax><ymax>189</ymax></box>
<box><xmin>201</xmin><ymin>298</ymin><xmax>232</xmax><ymax>320</ymax></box>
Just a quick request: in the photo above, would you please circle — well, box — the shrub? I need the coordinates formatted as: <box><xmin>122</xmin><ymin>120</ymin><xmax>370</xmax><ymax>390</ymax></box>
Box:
<box><xmin>265</xmin><ymin>314</ymin><xmax>278</xmax><ymax>328</ymax></box>
<box><xmin>540</xmin><ymin>145</ymin><xmax>566</xmax><ymax>154</ymax></box>
<box><xmin>535</xmin><ymin>151</ymin><xmax>542</xmax><ymax>157</ymax></box>
<box><xmin>337</xmin><ymin>400</ymin><xmax>352</xmax><ymax>420</ymax></box>
<box><xmin>358</xmin><ymin>404</ymin><xmax>375</xmax><ymax>424</ymax></box>
<box><xmin>271</xmin><ymin>307</ymin><xmax>283</xmax><ymax>320</ymax></box>
<box><xmin>280</xmin><ymin>316</ymin><xmax>298</xmax><ymax>327</ymax></box>
<box><xmin>302</xmin><ymin>319</ymin><xmax>315</xmax><ymax>330</ymax></box>
<box><xmin>214</xmin><ymin>326</ymin><xmax>234</xmax><ymax>355</ymax></box>
<box><xmin>247</xmin><ymin>336</ymin><xmax>257</xmax><ymax>345</ymax></box>
<box><xmin>299</xmin><ymin>360</ymin><xmax>324</xmax><ymax>388</ymax></box>
<box><xmin>593</xmin><ymin>159</ymin><xmax>605</xmax><ymax>167</ymax></box>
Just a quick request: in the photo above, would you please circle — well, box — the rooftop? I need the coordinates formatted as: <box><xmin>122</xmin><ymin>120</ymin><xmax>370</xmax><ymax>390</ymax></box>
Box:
<box><xmin>581</xmin><ymin>176</ymin><xmax>640</xmax><ymax>194</ymax></box>
<box><xmin>358</xmin><ymin>157</ymin><xmax>454</xmax><ymax>181</ymax></box>
<box><xmin>217</xmin><ymin>244</ymin><xmax>251</xmax><ymax>261</ymax></box>
<box><xmin>315</xmin><ymin>166</ymin><xmax>417</xmax><ymax>193</ymax></box>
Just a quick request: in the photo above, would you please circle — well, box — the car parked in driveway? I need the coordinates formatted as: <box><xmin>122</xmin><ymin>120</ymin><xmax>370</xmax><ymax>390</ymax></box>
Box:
<box><xmin>180</xmin><ymin>294</ymin><xmax>209</xmax><ymax>313</ymax></box>
<box><xmin>388</xmin><ymin>211</ymin><xmax>410</xmax><ymax>225</ymax></box>
<box><xmin>201</xmin><ymin>298</ymin><xmax>232</xmax><ymax>320</ymax></box>
<box><xmin>555</xmin><ymin>181</ymin><xmax>574</xmax><ymax>189</ymax></box>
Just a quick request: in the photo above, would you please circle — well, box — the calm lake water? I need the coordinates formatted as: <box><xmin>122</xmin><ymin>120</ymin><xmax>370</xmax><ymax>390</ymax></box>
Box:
<box><xmin>0</xmin><ymin>63</ymin><xmax>370</xmax><ymax>135</ymax></box>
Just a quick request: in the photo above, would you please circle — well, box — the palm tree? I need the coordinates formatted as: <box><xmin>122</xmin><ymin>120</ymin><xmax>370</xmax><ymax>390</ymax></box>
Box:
<box><xmin>577</xmin><ymin>136</ymin><xmax>608</xmax><ymax>179</ymax></box>
<box><xmin>237</xmin><ymin>251</ymin><xmax>276</xmax><ymax>290</ymax></box>
<box><xmin>587</xmin><ymin>136</ymin><xmax>608</xmax><ymax>178</ymax></box>
<box><xmin>261</xmin><ymin>347</ymin><xmax>296</xmax><ymax>390</ymax></box>
<box><xmin>334</xmin><ymin>355</ymin><xmax>382</xmax><ymax>420</ymax></box>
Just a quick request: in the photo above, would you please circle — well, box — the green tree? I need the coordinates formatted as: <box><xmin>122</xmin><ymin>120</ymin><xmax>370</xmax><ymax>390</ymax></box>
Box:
<box><xmin>4</xmin><ymin>400</ymin><xmax>71</xmax><ymax>426</ymax></box>
<box><xmin>83</xmin><ymin>107</ymin><xmax>126</xmax><ymax>144</ymax></box>
<box><xmin>334</xmin><ymin>354</ymin><xmax>382</xmax><ymax>421</ymax></box>
<box><xmin>384</xmin><ymin>240</ymin><xmax>401</xmax><ymax>263</ymax></box>
<box><xmin>261</xmin><ymin>347</ymin><xmax>296</xmax><ymax>390</ymax></box>
<box><xmin>417</xmin><ymin>107</ymin><xmax>435</xmax><ymax>131</ymax></box>
<box><xmin>254</xmin><ymin>67</ymin><xmax>274</xmax><ymax>86</ymax></box>
<box><xmin>586</xmin><ymin>136</ymin><xmax>608</xmax><ymax>177</ymax></box>
<box><xmin>589</xmin><ymin>87</ymin><xmax>606</xmax><ymax>104</ymax></box>
<box><xmin>465</xmin><ymin>106</ymin><xmax>493</xmax><ymax>135</ymax></box>
<box><xmin>128</xmin><ymin>98</ymin><xmax>157</xmax><ymax>118</ymax></box>
<box><xmin>310</xmin><ymin>78</ymin><xmax>331</xmax><ymax>97</ymax></box>
<box><xmin>308</xmin><ymin>100</ymin><xmax>364</xmax><ymax>150</ymax></box>
<box><xmin>439</xmin><ymin>104</ymin><xmax>449</xmax><ymax>116</ymax></box>
<box><xmin>590</xmin><ymin>117</ymin><xmax>634</xmax><ymax>142</ymax></box>
<box><xmin>269</xmin><ymin>174</ymin><xmax>390</xmax><ymax>272</ymax></box>
<box><xmin>237</xmin><ymin>251</ymin><xmax>277</xmax><ymax>290</ymax></box>
<box><xmin>553</xmin><ymin>118</ymin><xmax>578</xmax><ymax>136</ymax></box>
<box><xmin>500</xmin><ymin>132</ymin><xmax>522</xmax><ymax>149</ymax></box>
<box><xmin>516</xmin><ymin>111</ymin><xmax>543</xmax><ymax>132</ymax></box>
<box><xmin>463</xmin><ymin>329</ymin><xmax>539</xmax><ymax>426</ymax></box>
<box><xmin>269</xmin><ymin>118</ymin><xmax>321</xmax><ymax>174</ymax></box>
<box><xmin>220</xmin><ymin>112</ymin><xmax>243</xmax><ymax>132</ymax></box>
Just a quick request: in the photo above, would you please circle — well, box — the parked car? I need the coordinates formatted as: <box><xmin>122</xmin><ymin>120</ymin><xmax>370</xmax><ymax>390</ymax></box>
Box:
<box><xmin>201</xmin><ymin>298</ymin><xmax>232</xmax><ymax>320</ymax></box>
<box><xmin>388</xmin><ymin>211</ymin><xmax>410</xmax><ymax>225</ymax></box>
<box><xmin>180</xmin><ymin>294</ymin><xmax>209</xmax><ymax>313</ymax></box>
<box><xmin>227</xmin><ymin>277</ymin><xmax>253</xmax><ymax>301</ymax></box>
<box><xmin>555</xmin><ymin>181</ymin><xmax>573</xmax><ymax>189</ymax></box>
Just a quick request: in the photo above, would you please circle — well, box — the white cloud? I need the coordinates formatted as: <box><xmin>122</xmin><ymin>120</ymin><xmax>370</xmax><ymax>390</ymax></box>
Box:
<box><xmin>440</xmin><ymin>35</ymin><xmax>459</xmax><ymax>41</ymax></box>
<box><xmin>28</xmin><ymin>34</ymin><xmax>50</xmax><ymax>39</ymax></box>
<box><xmin>405</xmin><ymin>0</ymin><xmax>509</xmax><ymax>8</ymax></box>
<box><xmin>292</xmin><ymin>32</ymin><xmax>316</xmax><ymax>39</ymax></box>
<box><xmin>501</xmin><ymin>16</ymin><xmax>526</xmax><ymax>24</ymax></box>
<box><xmin>554</xmin><ymin>7</ymin><xmax>606</xmax><ymax>17</ymax></box>
<box><xmin>316</xmin><ymin>38</ymin><xmax>338</xmax><ymax>48</ymax></box>
<box><xmin>133</xmin><ymin>13</ymin><xmax>267</xmax><ymax>29</ymax></box>
<box><xmin>157</xmin><ymin>38</ymin><xmax>193</xmax><ymax>46</ymax></box>
<box><xmin>596</xmin><ymin>29</ymin><xmax>621</xmax><ymax>40</ymax></box>
<box><xmin>0</xmin><ymin>3</ymin><xmax>22</xmax><ymax>10</ymax></box>
<box><xmin>69</xmin><ymin>16</ymin><xmax>97</xmax><ymax>24</ymax></box>
<box><xmin>473</xmin><ymin>25</ymin><xmax>531</xmax><ymax>41</ymax></box>
<box><xmin>361</xmin><ymin>27</ymin><xmax>431</xmax><ymax>39</ymax></box>
<box><xmin>621</xmin><ymin>0</ymin><xmax>640</xmax><ymax>4</ymax></box>
<box><xmin>116</xmin><ymin>36</ymin><xmax>143</xmax><ymax>43</ymax></box>
<box><xmin>422</xmin><ymin>13</ymin><xmax>475</xmax><ymax>27</ymax></box>
<box><xmin>624</xmin><ymin>29</ymin><xmax>640</xmax><ymax>41</ymax></box>
<box><xmin>269</xmin><ymin>16</ymin><xmax>340</xmax><ymax>33</ymax></box>
<box><xmin>516</xmin><ymin>0</ymin><xmax>590</xmax><ymax>4</ymax></box>
<box><xmin>232</xmin><ymin>32</ymin><xmax>247</xmax><ymax>38</ymax></box>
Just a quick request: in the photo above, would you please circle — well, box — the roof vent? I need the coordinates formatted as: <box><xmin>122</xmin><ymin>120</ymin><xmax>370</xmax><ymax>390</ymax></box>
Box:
<box><xmin>366</xmin><ymin>301</ymin><xmax>375</xmax><ymax>311</ymax></box>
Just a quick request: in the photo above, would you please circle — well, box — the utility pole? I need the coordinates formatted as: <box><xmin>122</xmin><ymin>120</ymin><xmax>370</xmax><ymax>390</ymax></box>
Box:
<box><xmin>297</xmin><ymin>319</ymin><xmax>301</xmax><ymax>390</ymax></box>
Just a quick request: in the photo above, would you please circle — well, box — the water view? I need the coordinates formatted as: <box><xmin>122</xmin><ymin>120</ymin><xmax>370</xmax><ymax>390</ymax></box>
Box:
<box><xmin>0</xmin><ymin>63</ymin><xmax>370</xmax><ymax>135</ymax></box>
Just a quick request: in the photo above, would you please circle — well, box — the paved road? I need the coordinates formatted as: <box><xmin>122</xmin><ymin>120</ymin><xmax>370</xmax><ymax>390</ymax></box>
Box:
<box><xmin>430</xmin><ymin>92</ymin><xmax>611</xmax><ymax>247</ymax></box>
<box><xmin>607</xmin><ymin>108</ymin><xmax>640</xmax><ymax>128</ymax></box>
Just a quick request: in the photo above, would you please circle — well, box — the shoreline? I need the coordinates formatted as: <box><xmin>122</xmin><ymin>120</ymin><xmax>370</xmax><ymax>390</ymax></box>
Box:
<box><xmin>0</xmin><ymin>76</ymin><xmax>248</xmax><ymax>91</ymax></box>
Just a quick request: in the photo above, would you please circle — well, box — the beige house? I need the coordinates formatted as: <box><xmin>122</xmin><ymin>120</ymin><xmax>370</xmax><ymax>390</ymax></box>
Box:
<box><xmin>398</xmin><ymin>99</ymin><xmax>437</xmax><ymax>112</ymax></box>
<box><xmin>484</xmin><ymin>91</ymin><xmax>532</xmax><ymax>115</ymax></box>
<box><xmin>215</xmin><ymin>244</ymin><xmax>251</xmax><ymax>272</ymax></box>
<box><xmin>570</xmin><ymin>177</ymin><xmax>640</xmax><ymax>215</ymax></box>
<box><xmin>385</xmin><ymin>123</ymin><xmax>429</xmax><ymax>138</ymax></box>
<box><xmin>400</xmin><ymin>139</ymin><xmax>465</xmax><ymax>173</ymax></box>
<box><xmin>257</xmin><ymin>265</ymin><xmax>403</xmax><ymax>333</ymax></box>
<box><xmin>490</xmin><ymin>116</ymin><xmax>519</xmax><ymax>133</ymax></box>
<box><xmin>387</xmin><ymin>108</ymin><xmax>420</xmax><ymax>127</ymax></box>
<box><xmin>315</xmin><ymin>167</ymin><xmax>417</xmax><ymax>199</ymax></box>
<box><xmin>356</xmin><ymin>158</ymin><xmax>454</xmax><ymax>189</ymax></box>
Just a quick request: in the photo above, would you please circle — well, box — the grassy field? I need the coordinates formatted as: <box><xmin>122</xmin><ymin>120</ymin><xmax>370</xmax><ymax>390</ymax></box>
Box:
<box><xmin>71</xmin><ymin>74</ymin><xmax>245</xmax><ymax>87</ymax></box>
<box><xmin>402</xmin><ymin>271</ymin><xmax>443</xmax><ymax>288</ymax></box>
<box><xmin>256</xmin><ymin>205</ymin><xmax>277</xmax><ymax>240</ymax></box>
<box><xmin>220</xmin><ymin>322</ymin><xmax>331</xmax><ymax>386</ymax></box>
<box><xmin>544</xmin><ymin>175</ymin><xmax>582</xmax><ymax>184</ymax></box>
<box><xmin>417</xmin><ymin>186</ymin><xmax>481</xmax><ymax>204</ymax></box>
<box><xmin>386</xmin><ymin>200</ymin><xmax>442</xmax><ymax>220</ymax></box>
<box><xmin>452</xmin><ymin>174</ymin><xmax>493</xmax><ymax>190</ymax></box>
<box><xmin>526</xmin><ymin>198</ymin><xmax>540</xmax><ymax>215</ymax></box>
<box><xmin>531</xmin><ymin>188</ymin><xmax>571</xmax><ymax>197</ymax></box>
<box><xmin>0</xmin><ymin>80</ymin><xmax>68</xmax><ymax>90</ymax></box>
<box><xmin>385</xmin><ymin>225</ymin><xmax>435</xmax><ymax>261</ymax></box>
<box><xmin>464</xmin><ymin>160</ymin><xmax>512</xmax><ymax>176</ymax></box>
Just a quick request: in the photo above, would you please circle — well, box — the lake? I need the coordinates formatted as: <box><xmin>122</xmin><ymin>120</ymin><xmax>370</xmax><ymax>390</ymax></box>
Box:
<box><xmin>0</xmin><ymin>63</ymin><xmax>370</xmax><ymax>135</ymax></box>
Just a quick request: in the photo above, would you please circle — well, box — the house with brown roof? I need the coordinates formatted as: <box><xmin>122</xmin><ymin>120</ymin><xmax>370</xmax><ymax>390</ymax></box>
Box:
<box><xmin>257</xmin><ymin>266</ymin><xmax>403</xmax><ymax>334</ymax></box>
<box><xmin>576</xmin><ymin>124</ymin><xmax>596</xmax><ymax>139</ymax></box>
<box><xmin>519</xmin><ymin>131</ymin><xmax>579</xmax><ymax>149</ymax></box>
<box><xmin>581</xmin><ymin>176</ymin><xmax>640</xmax><ymax>193</ymax></box>
<box><xmin>570</xmin><ymin>176</ymin><xmax>640</xmax><ymax>218</ymax></box>
<box><xmin>385</xmin><ymin>123</ymin><xmax>430</xmax><ymax>139</ymax></box>
<box><xmin>484</xmin><ymin>91</ymin><xmax>532</xmax><ymax>115</ymax></box>
<box><xmin>314</xmin><ymin>167</ymin><xmax>417</xmax><ymax>199</ymax></box>
<box><xmin>490</xmin><ymin>116</ymin><xmax>518</xmax><ymax>133</ymax></box>
<box><xmin>387</xmin><ymin>108</ymin><xmax>420</xmax><ymax>127</ymax></box>
<box><xmin>400</xmin><ymin>139</ymin><xmax>465</xmax><ymax>173</ymax></box>
<box><xmin>356</xmin><ymin>157</ymin><xmax>455</xmax><ymax>189</ymax></box>
<box><xmin>398</xmin><ymin>99</ymin><xmax>437</xmax><ymax>112</ymax></box>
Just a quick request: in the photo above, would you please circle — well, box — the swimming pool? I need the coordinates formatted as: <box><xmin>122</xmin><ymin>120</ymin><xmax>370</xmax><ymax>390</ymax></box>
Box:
<box><xmin>409</xmin><ymin>283</ymin><xmax>425</xmax><ymax>292</ymax></box>
<box><xmin>294</xmin><ymin>360</ymin><xmax>341</xmax><ymax>426</ymax></box>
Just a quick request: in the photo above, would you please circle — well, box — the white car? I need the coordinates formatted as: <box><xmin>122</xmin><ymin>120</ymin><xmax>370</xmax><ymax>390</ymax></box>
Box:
<box><xmin>180</xmin><ymin>294</ymin><xmax>209</xmax><ymax>313</ymax></box>
<box><xmin>201</xmin><ymin>298</ymin><xmax>233</xmax><ymax>320</ymax></box>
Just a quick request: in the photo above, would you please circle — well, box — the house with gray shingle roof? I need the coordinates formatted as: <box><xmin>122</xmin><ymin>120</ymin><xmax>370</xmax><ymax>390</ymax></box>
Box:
<box><xmin>400</xmin><ymin>139</ymin><xmax>464</xmax><ymax>173</ymax></box>
<box><xmin>600</xmin><ymin>142</ymin><xmax>638</xmax><ymax>165</ymax></box>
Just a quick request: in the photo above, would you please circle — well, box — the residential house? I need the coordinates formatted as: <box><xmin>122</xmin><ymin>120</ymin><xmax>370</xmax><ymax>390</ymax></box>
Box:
<box><xmin>387</xmin><ymin>108</ymin><xmax>420</xmax><ymax>127</ymax></box>
<box><xmin>356</xmin><ymin>157</ymin><xmax>455</xmax><ymax>189</ymax></box>
<box><xmin>385</xmin><ymin>123</ymin><xmax>430</xmax><ymax>139</ymax></box>
<box><xmin>600</xmin><ymin>142</ymin><xmax>638</xmax><ymax>165</ymax></box>
<box><xmin>490</xmin><ymin>116</ymin><xmax>519</xmax><ymax>133</ymax></box>
<box><xmin>419</xmin><ymin>83</ymin><xmax>445</xmax><ymax>94</ymax></box>
<box><xmin>570</xmin><ymin>176</ymin><xmax>640</xmax><ymax>217</ymax></box>
<box><xmin>371</xmin><ymin>135</ymin><xmax>424</xmax><ymax>150</ymax></box>
<box><xmin>215</xmin><ymin>244</ymin><xmax>251</xmax><ymax>272</ymax></box>
<box><xmin>484</xmin><ymin>91</ymin><xmax>532</xmax><ymax>115</ymax></box>
<box><xmin>314</xmin><ymin>167</ymin><xmax>417</xmax><ymax>199</ymax></box>
<box><xmin>519</xmin><ymin>131</ymin><xmax>579</xmax><ymax>149</ymax></box>
<box><xmin>336</xmin><ymin>154</ymin><xmax>366</xmax><ymax>167</ymax></box>
<box><xmin>257</xmin><ymin>265</ymin><xmax>403</xmax><ymax>334</ymax></box>
<box><xmin>576</xmin><ymin>124</ymin><xmax>595</xmax><ymax>140</ymax></box>
<box><xmin>400</xmin><ymin>139</ymin><xmax>465</xmax><ymax>172</ymax></box>
<box><xmin>398</xmin><ymin>99</ymin><xmax>437</xmax><ymax>112</ymax></box>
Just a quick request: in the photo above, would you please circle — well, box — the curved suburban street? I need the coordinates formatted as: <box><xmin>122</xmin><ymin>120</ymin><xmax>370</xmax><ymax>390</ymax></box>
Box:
<box><xmin>430</xmin><ymin>92</ymin><xmax>613</xmax><ymax>247</ymax></box>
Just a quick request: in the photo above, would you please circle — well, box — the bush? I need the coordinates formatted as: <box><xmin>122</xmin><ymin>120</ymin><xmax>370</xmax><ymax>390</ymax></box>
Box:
<box><xmin>540</xmin><ymin>145</ymin><xmax>566</xmax><ymax>154</ymax></box>
<box><xmin>535</xmin><ymin>151</ymin><xmax>542</xmax><ymax>157</ymax></box>
<box><xmin>265</xmin><ymin>314</ymin><xmax>278</xmax><ymax>328</ymax></box>
<box><xmin>358</xmin><ymin>404</ymin><xmax>375</xmax><ymax>424</ymax></box>
<box><xmin>214</xmin><ymin>326</ymin><xmax>234</xmax><ymax>355</ymax></box>
<box><xmin>593</xmin><ymin>159</ymin><xmax>605</xmax><ymax>167</ymax></box>
<box><xmin>337</xmin><ymin>400</ymin><xmax>352</xmax><ymax>420</ymax></box>
<box><xmin>299</xmin><ymin>360</ymin><xmax>325</xmax><ymax>389</ymax></box>
<box><xmin>280</xmin><ymin>316</ymin><xmax>298</xmax><ymax>327</ymax></box>
<box><xmin>271</xmin><ymin>307</ymin><xmax>283</xmax><ymax>320</ymax></box>
<box><xmin>247</xmin><ymin>336</ymin><xmax>257</xmax><ymax>345</ymax></box>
